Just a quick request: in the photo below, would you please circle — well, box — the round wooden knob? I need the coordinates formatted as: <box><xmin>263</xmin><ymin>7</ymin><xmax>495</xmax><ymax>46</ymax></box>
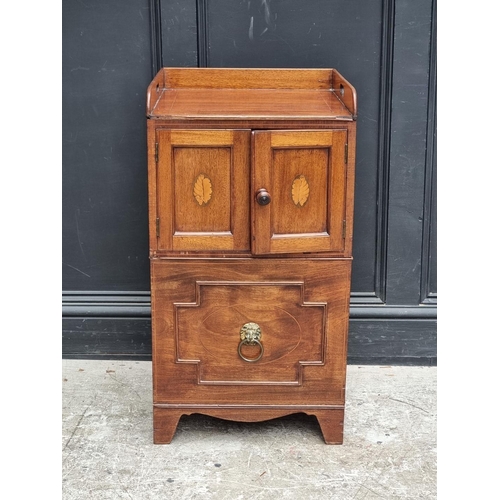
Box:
<box><xmin>256</xmin><ymin>189</ymin><xmax>271</xmax><ymax>206</ymax></box>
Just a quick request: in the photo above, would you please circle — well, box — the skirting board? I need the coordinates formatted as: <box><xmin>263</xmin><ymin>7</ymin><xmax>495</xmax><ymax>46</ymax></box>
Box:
<box><xmin>62</xmin><ymin>293</ymin><xmax>436</xmax><ymax>365</ymax></box>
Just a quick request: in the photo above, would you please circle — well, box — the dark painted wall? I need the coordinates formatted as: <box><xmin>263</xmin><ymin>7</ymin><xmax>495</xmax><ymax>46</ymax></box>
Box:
<box><xmin>62</xmin><ymin>0</ymin><xmax>437</xmax><ymax>364</ymax></box>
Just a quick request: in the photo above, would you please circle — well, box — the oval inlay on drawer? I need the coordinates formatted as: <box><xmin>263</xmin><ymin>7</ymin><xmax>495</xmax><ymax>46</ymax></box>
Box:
<box><xmin>199</xmin><ymin>304</ymin><xmax>302</xmax><ymax>364</ymax></box>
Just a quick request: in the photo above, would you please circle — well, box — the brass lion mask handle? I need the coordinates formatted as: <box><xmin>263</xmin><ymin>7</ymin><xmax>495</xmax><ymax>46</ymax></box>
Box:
<box><xmin>238</xmin><ymin>322</ymin><xmax>264</xmax><ymax>363</ymax></box>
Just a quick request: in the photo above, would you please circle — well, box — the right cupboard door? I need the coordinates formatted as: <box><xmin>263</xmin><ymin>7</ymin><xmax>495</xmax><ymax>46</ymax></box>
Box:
<box><xmin>252</xmin><ymin>130</ymin><xmax>348</xmax><ymax>255</ymax></box>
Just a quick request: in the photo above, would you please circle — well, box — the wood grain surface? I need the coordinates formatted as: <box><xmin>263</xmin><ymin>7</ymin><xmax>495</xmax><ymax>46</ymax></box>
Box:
<box><xmin>155</xmin><ymin>129</ymin><xmax>250</xmax><ymax>253</ymax></box>
<box><xmin>148</xmin><ymin>68</ymin><xmax>356</xmax><ymax>444</ymax></box>
<box><xmin>151</xmin><ymin>258</ymin><xmax>351</xmax><ymax>444</ymax></box>
<box><xmin>146</xmin><ymin>68</ymin><xmax>356</xmax><ymax>120</ymax></box>
<box><xmin>252</xmin><ymin>130</ymin><xmax>348</xmax><ymax>255</ymax></box>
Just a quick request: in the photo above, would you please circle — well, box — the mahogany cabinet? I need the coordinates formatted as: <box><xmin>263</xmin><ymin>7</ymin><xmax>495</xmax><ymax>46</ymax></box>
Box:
<box><xmin>146</xmin><ymin>68</ymin><xmax>357</xmax><ymax>444</ymax></box>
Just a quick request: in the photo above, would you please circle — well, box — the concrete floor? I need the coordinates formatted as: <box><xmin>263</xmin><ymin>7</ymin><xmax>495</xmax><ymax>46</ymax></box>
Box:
<box><xmin>62</xmin><ymin>360</ymin><xmax>436</xmax><ymax>499</ymax></box>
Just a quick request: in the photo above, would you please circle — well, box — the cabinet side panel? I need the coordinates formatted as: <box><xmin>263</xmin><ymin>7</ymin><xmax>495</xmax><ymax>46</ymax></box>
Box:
<box><xmin>148</xmin><ymin>120</ymin><xmax>158</xmax><ymax>254</ymax></box>
<box><xmin>344</xmin><ymin>122</ymin><xmax>357</xmax><ymax>257</ymax></box>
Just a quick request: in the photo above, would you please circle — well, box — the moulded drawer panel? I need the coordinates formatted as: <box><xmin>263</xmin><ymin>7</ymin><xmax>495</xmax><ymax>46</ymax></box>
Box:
<box><xmin>151</xmin><ymin>258</ymin><xmax>352</xmax><ymax>406</ymax></box>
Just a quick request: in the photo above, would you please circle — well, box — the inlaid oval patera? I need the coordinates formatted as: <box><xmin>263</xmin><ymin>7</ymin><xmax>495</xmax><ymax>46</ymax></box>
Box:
<box><xmin>291</xmin><ymin>175</ymin><xmax>310</xmax><ymax>207</ymax></box>
<box><xmin>199</xmin><ymin>304</ymin><xmax>303</xmax><ymax>365</ymax></box>
<box><xmin>193</xmin><ymin>173</ymin><xmax>212</xmax><ymax>206</ymax></box>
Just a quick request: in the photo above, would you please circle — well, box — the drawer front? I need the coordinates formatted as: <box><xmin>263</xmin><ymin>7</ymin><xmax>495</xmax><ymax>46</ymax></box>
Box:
<box><xmin>151</xmin><ymin>259</ymin><xmax>351</xmax><ymax>405</ymax></box>
<box><xmin>155</xmin><ymin>129</ymin><xmax>250</xmax><ymax>253</ymax></box>
<box><xmin>252</xmin><ymin>130</ymin><xmax>348</xmax><ymax>255</ymax></box>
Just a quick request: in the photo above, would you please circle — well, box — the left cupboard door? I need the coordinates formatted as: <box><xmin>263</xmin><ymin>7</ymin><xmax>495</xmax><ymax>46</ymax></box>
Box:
<box><xmin>153</xmin><ymin>130</ymin><xmax>251</xmax><ymax>253</ymax></box>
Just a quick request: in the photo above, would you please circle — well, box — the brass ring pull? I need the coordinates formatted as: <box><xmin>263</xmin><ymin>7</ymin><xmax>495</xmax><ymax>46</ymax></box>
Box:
<box><xmin>238</xmin><ymin>322</ymin><xmax>264</xmax><ymax>363</ymax></box>
<box><xmin>238</xmin><ymin>338</ymin><xmax>264</xmax><ymax>363</ymax></box>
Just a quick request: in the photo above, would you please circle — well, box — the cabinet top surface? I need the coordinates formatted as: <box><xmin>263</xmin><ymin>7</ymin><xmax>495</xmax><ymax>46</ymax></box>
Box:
<box><xmin>146</xmin><ymin>68</ymin><xmax>357</xmax><ymax>121</ymax></box>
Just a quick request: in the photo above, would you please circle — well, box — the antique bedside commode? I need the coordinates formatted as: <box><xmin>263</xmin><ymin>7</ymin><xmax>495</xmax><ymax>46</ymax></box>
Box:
<box><xmin>146</xmin><ymin>68</ymin><xmax>356</xmax><ymax>444</ymax></box>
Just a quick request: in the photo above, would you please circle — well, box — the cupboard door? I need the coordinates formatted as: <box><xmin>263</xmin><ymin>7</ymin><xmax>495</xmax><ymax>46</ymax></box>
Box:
<box><xmin>156</xmin><ymin>130</ymin><xmax>250</xmax><ymax>252</ymax></box>
<box><xmin>252</xmin><ymin>130</ymin><xmax>347</xmax><ymax>255</ymax></box>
